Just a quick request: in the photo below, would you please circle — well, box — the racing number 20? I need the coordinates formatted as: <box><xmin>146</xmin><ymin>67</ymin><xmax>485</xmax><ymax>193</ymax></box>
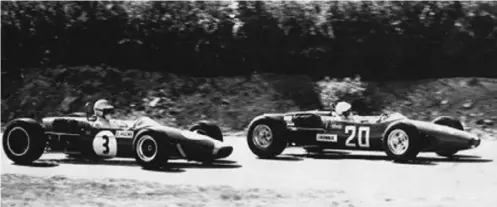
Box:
<box><xmin>345</xmin><ymin>126</ymin><xmax>370</xmax><ymax>148</ymax></box>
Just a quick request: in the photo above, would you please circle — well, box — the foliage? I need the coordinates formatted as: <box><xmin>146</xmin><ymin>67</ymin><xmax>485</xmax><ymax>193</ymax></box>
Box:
<box><xmin>2</xmin><ymin>1</ymin><xmax>497</xmax><ymax>131</ymax></box>
<box><xmin>2</xmin><ymin>1</ymin><xmax>497</xmax><ymax>80</ymax></box>
<box><xmin>317</xmin><ymin>76</ymin><xmax>383</xmax><ymax>115</ymax></box>
<box><xmin>1</xmin><ymin>66</ymin><xmax>308</xmax><ymax>130</ymax></box>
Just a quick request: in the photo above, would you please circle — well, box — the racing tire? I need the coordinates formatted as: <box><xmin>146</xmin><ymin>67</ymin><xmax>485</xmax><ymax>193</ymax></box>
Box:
<box><xmin>132</xmin><ymin>132</ymin><xmax>169</xmax><ymax>170</ymax></box>
<box><xmin>382</xmin><ymin>124</ymin><xmax>422</xmax><ymax>161</ymax></box>
<box><xmin>2</xmin><ymin>119</ymin><xmax>47</xmax><ymax>165</ymax></box>
<box><xmin>247</xmin><ymin>119</ymin><xmax>288</xmax><ymax>158</ymax></box>
<box><xmin>432</xmin><ymin>117</ymin><xmax>463</xmax><ymax>157</ymax></box>
<box><xmin>190</xmin><ymin>121</ymin><xmax>223</xmax><ymax>142</ymax></box>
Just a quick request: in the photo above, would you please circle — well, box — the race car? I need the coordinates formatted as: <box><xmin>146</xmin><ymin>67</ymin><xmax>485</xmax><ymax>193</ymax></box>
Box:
<box><xmin>2</xmin><ymin>102</ymin><xmax>233</xmax><ymax>170</ymax></box>
<box><xmin>246</xmin><ymin>110</ymin><xmax>481</xmax><ymax>160</ymax></box>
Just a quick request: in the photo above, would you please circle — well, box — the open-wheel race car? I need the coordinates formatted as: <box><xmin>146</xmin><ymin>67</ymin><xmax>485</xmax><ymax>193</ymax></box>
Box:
<box><xmin>246</xmin><ymin>108</ymin><xmax>481</xmax><ymax>161</ymax></box>
<box><xmin>2</xmin><ymin>100</ymin><xmax>233</xmax><ymax>170</ymax></box>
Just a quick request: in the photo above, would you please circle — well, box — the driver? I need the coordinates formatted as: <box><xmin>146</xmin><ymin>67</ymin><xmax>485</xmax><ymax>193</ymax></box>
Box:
<box><xmin>92</xmin><ymin>99</ymin><xmax>117</xmax><ymax>128</ymax></box>
<box><xmin>334</xmin><ymin>101</ymin><xmax>356</xmax><ymax>121</ymax></box>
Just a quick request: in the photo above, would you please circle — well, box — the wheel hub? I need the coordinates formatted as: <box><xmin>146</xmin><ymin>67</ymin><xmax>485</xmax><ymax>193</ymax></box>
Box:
<box><xmin>387</xmin><ymin>129</ymin><xmax>409</xmax><ymax>155</ymax></box>
<box><xmin>253</xmin><ymin>125</ymin><xmax>273</xmax><ymax>148</ymax></box>
<box><xmin>136</xmin><ymin>135</ymin><xmax>158</xmax><ymax>162</ymax></box>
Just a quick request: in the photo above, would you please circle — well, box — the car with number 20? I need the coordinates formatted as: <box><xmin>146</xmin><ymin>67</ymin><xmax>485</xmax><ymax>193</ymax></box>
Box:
<box><xmin>246</xmin><ymin>102</ymin><xmax>481</xmax><ymax>161</ymax></box>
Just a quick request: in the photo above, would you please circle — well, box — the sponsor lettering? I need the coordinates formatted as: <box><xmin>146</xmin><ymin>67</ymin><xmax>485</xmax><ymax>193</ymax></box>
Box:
<box><xmin>330</xmin><ymin>124</ymin><xmax>343</xmax><ymax>129</ymax></box>
<box><xmin>316</xmin><ymin>134</ymin><xmax>338</xmax><ymax>142</ymax></box>
<box><xmin>115</xmin><ymin>130</ymin><xmax>134</xmax><ymax>138</ymax></box>
<box><xmin>324</xmin><ymin>122</ymin><xmax>343</xmax><ymax>130</ymax></box>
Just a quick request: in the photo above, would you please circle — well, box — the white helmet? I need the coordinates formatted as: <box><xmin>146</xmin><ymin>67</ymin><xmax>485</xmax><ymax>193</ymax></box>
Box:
<box><xmin>335</xmin><ymin>101</ymin><xmax>352</xmax><ymax>116</ymax></box>
<box><xmin>93</xmin><ymin>99</ymin><xmax>114</xmax><ymax>118</ymax></box>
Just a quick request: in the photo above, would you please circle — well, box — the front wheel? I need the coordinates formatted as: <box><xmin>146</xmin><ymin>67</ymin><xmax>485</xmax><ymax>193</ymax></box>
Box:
<box><xmin>133</xmin><ymin>132</ymin><xmax>169</xmax><ymax>170</ymax></box>
<box><xmin>432</xmin><ymin>116</ymin><xmax>464</xmax><ymax>130</ymax></box>
<box><xmin>2</xmin><ymin>119</ymin><xmax>47</xmax><ymax>164</ymax></box>
<box><xmin>189</xmin><ymin>121</ymin><xmax>223</xmax><ymax>142</ymax></box>
<box><xmin>247</xmin><ymin>119</ymin><xmax>288</xmax><ymax>158</ymax></box>
<box><xmin>432</xmin><ymin>116</ymin><xmax>463</xmax><ymax>158</ymax></box>
<box><xmin>382</xmin><ymin>124</ymin><xmax>422</xmax><ymax>161</ymax></box>
<box><xmin>189</xmin><ymin>121</ymin><xmax>226</xmax><ymax>164</ymax></box>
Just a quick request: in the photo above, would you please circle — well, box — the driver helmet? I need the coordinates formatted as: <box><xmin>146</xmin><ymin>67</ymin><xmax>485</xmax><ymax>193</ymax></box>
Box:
<box><xmin>335</xmin><ymin>101</ymin><xmax>352</xmax><ymax>117</ymax></box>
<box><xmin>93</xmin><ymin>99</ymin><xmax>115</xmax><ymax>119</ymax></box>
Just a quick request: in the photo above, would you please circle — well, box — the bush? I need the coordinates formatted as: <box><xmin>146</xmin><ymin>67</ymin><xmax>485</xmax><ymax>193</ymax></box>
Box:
<box><xmin>1</xmin><ymin>66</ymin><xmax>312</xmax><ymax>130</ymax></box>
<box><xmin>317</xmin><ymin>76</ymin><xmax>383</xmax><ymax>115</ymax></box>
<box><xmin>2</xmin><ymin>1</ymin><xmax>496</xmax><ymax>79</ymax></box>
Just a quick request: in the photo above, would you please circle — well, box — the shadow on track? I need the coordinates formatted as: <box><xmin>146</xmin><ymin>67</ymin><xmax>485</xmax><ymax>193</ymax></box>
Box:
<box><xmin>140</xmin><ymin>160</ymin><xmax>242</xmax><ymax>173</ymax></box>
<box><xmin>256</xmin><ymin>155</ymin><xmax>304</xmax><ymax>161</ymax></box>
<box><xmin>29</xmin><ymin>157</ymin><xmax>241</xmax><ymax>173</ymax></box>
<box><xmin>285</xmin><ymin>151</ymin><xmax>493</xmax><ymax>166</ymax></box>
<box><xmin>13</xmin><ymin>160</ymin><xmax>59</xmax><ymax>167</ymax></box>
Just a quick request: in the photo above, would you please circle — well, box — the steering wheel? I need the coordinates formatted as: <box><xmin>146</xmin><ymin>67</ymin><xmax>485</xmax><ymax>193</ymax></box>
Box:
<box><xmin>377</xmin><ymin>113</ymin><xmax>389</xmax><ymax>123</ymax></box>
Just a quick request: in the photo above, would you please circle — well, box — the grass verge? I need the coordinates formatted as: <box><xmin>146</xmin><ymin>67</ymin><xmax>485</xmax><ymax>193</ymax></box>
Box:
<box><xmin>1</xmin><ymin>174</ymin><xmax>350</xmax><ymax>207</ymax></box>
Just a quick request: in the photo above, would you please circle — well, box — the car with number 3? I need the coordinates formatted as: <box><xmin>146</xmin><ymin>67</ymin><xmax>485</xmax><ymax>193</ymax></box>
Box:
<box><xmin>2</xmin><ymin>101</ymin><xmax>233</xmax><ymax>170</ymax></box>
<box><xmin>246</xmin><ymin>107</ymin><xmax>481</xmax><ymax>161</ymax></box>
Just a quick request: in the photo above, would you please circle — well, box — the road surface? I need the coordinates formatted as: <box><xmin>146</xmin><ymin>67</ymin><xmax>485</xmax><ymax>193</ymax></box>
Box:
<box><xmin>1</xmin><ymin>134</ymin><xmax>497</xmax><ymax>207</ymax></box>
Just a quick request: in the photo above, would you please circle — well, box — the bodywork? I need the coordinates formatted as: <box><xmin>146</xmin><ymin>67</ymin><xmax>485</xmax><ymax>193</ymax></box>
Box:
<box><xmin>41</xmin><ymin>116</ymin><xmax>232</xmax><ymax>160</ymax></box>
<box><xmin>248</xmin><ymin>111</ymin><xmax>481</xmax><ymax>152</ymax></box>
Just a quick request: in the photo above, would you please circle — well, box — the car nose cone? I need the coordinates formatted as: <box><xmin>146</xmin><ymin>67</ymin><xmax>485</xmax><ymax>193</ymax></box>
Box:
<box><xmin>214</xmin><ymin>146</ymin><xmax>233</xmax><ymax>159</ymax></box>
<box><xmin>471</xmin><ymin>137</ymin><xmax>481</xmax><ymax>148</ymax></box>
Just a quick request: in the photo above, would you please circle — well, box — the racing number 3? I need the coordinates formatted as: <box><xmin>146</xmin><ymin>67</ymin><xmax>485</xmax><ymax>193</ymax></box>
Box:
<box><xmin>92</xmin><ymin>130</ymin><xmax>117</xmax><ymax>157</ymax></box>
<box><xmin>102</xmin><ymin>135</ymin><xmax>110</xmax><ymax>154</ymax></box>
<box><xmin>345</xmin><ymin>126</ymin><xmax>370</xmax><ymax>148</ymax></box>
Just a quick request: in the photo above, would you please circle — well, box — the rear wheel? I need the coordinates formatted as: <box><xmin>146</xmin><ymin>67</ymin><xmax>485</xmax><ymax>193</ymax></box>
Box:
<box><xmin>133</xmin><ymin>132</ymin><xmax>169</xmax><ymax>170</ymax></box>
<box><xmin>432</xmin><ymin>116</ymin><xmax>463</xmax><ymax>157</ymax></box>
<box><xmin>247</xmin><ymin>119</ymin><xmax>288</xmax><ymax>158</ymax></box>
<box><xmin>383</xmin><ymin>124</ymin><xmax>422</xmax><ymax>161</ymax></box>
<box><xmin>2</xmin><ymin>119</ymin><xmax>47</xmax><ymax>164</ymax></box>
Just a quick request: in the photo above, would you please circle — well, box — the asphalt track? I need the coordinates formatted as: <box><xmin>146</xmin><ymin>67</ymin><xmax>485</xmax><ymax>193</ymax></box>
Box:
<box><xmin>1</xmin><ymin>133</ymin><xmax>497</xmax><ymax>207</ymax></box>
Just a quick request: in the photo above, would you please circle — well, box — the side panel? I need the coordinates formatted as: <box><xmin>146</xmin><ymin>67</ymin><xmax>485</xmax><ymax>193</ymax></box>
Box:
<box><xmin>116</xmin><ymin>137</ymin><xmax>134</xmax><ymax>157</ymax></box>
<box><xmin>322</xmin><ymin>121</ymin><xmax>388</xmax><ymax>151</ymax></box>
<box><xmin>292</xmin><ymin>120</ymin><xmax>390</xmax><ymax>151</ymax></box>
<box><xmin>85</xmin><ymin>129</ymin><xmax>136</xmax><ymax>158</ymax></box>
<box><xmin>44</xmin><ymin>117</ymin><xmax>92</xmax><ymax>154</ymax></box>
<box><xmin>50</xmin><ymin>126</ymin><xmax>136</xmax><ymax>158</ymax></box>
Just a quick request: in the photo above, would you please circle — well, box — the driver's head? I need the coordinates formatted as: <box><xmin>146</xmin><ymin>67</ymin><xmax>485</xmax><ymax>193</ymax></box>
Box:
<box><xmin>335</xmin><ymin>101</ymin><xmax>352</xmax><ymax>118</ymax></box>
<box><xmin>93</xmin><ymin>99</ymin><xmax>115</xmax><ymax>120</ymax></box>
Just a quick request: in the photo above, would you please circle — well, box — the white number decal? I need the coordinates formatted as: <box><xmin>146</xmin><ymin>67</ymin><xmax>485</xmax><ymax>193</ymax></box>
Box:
<box><xmin>93</xmin><ymin>130</ymin><xmax>118</xmax><ymax>157</ymax></box>
<box><xmin>345</xmin><ymin>126</ymin><xmax>356</xmax><ymax>147</ymax></box>
<box><xmin>344</xmin><ymin>126</ymin><xmax>370</xmax><ymax>148</ymax></box>
<box><xmin>358</xmin><ymin>126</ymin><xmax>370</xmax><ymax>147</ymax></box>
